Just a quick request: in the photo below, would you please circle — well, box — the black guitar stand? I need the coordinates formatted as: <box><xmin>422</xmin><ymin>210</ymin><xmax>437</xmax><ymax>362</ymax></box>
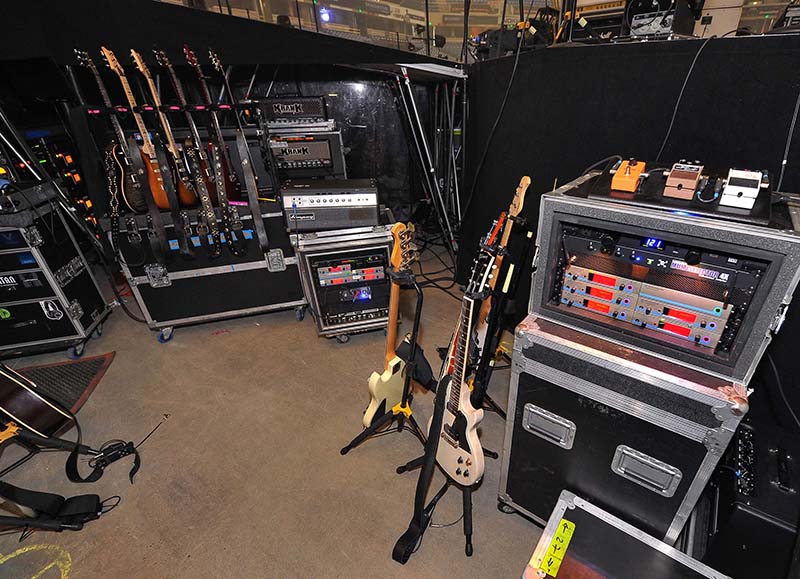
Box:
<box><xmin>393</xmin><ymin>371</ymin><xmax>485</xmax><ymax>563</ymax></box>
<box><xmin>340</xmin><ymin>269</ymin><xmax>430</xmax><ymax>455</ymax></box>
<box><xmin>470</xmin><ymin>221</ymin><xmax>533</xmax><ymax>420</ymax></box>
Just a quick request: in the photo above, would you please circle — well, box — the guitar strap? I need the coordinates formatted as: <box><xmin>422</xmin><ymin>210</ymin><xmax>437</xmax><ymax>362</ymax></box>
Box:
<box><xmin>136</xmin><ymin>146</ymin><xmax>169</xmax><ymax>266</ymax></box>
<box><xmin>153</xmin><ymin>135</ymin><xmax>194</xmax><ymax>261</ymax></box>
<box><xmin>235</xmin><ymin>129</ymin><xmax>269</xmax><ymax>253</ymax></box>
<box><xmin>0</xmin><ymin>480</ymin><xmax>102</xmax><ymax>530</ymax></box>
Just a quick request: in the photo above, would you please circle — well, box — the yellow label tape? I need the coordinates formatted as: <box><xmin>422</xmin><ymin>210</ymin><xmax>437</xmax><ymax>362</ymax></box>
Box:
<box><xmin>535</xmin><ymin>518</ymin><xmax>575</xmax><ymax>577</ymax></box>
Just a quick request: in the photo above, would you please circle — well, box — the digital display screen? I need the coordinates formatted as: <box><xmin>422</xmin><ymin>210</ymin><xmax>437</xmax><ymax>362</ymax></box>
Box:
<box><xmin>642</xmin><ymin>238</ymin><xmax>664</xmax><ymax>250</ymax></box>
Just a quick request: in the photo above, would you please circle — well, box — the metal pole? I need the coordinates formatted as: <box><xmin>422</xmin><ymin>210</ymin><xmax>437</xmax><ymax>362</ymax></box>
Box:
<box><xmin>401</xmin><ymin>68</ymin><xmax>457</xmax><ymax>256</ymax></box>
<box><xmin>295</xmin><ymin>0</ymin><xmax>303</xmax><ymax>29</ymax></box>
<box><xmin>497</xmin><ymin>0</ymin><xmax>509</xmax><ymax>59</ymax></box>
<box><xmin>424</xmin><ymin>0</ymin><xmax>431</xmax><ymax>56</ymax></box>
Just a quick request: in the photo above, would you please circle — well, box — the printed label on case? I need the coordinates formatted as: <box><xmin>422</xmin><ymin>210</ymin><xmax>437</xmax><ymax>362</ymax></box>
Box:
<box><xmin>535</xmin><ymin>518</ymin><xmax>575</xmax><ymax>577</ymax></box>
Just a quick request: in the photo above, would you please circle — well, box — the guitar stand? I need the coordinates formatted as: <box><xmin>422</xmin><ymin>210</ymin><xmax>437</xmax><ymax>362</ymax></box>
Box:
<box><xmin>341</xmin><ymin>271</ymin><xmax>428</xmax><ymax>456</ymax></box>
<box><xmin>480</xmin><ymin>393</ymin><xmax>507</xmax><ymax>420</ymax></box>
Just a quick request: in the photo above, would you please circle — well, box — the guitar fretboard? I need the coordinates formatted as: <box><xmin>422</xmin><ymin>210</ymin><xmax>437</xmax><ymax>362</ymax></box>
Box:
<box><xmin>447</xmin><ymin>296</ymin><xmax>474</xmax><ymax>415</ymax></box>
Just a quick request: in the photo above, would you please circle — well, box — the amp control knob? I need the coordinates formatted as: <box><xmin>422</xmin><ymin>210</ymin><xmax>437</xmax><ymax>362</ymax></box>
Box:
<box><xmin>685</xmin><ymin>250</ymin><xmax>702</xmax><ymax>266</ymax></box>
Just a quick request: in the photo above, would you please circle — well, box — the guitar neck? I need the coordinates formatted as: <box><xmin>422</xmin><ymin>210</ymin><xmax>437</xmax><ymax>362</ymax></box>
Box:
<box><xmin>89</xmin><ymin>67</ymin><xmax>130</xmax><ymax>157</ymax></box>
<box><xmin>384</xmin><ymin>281</ymin><xmax>402</xmax><ymax>369</ymax></box>
<box><xmin>448</xmin><ymin>296</ymin><xmax>475</xmax><ymax>412</ymax></box>
<box><xmin>165</xmin><ymin>66</ymin><xmax>206</xmax><ymax>157</ymax></box>
<box><xmin>116</xmin><ymin>74</ymin><xmax>156</xmax><ymax>158</ymax></box>
<box><xmin>140</xmin><ymin>72</ymin><xmax>181</xmax><ymax>160</ymax></box>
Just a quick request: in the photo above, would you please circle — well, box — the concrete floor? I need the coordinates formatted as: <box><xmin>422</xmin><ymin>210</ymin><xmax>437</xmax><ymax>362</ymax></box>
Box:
<box><xmin>0</xmin><ymin>263</ymin><xmax>540</xmax><ymax>578</ymax></box>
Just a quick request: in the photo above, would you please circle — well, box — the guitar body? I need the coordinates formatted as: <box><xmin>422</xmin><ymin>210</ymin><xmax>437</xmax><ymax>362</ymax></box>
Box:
<box><xmin>141</xmin><ymin>150</ymin><xmax>170</xmax><ymax>210</ymax></box>
<box><xmin>0</xmin><ymin>365</ymin><xmax>72</xmax><ymax>438</ymax></box>
<box><xmin>364</xmin><ymin>355</ymin><xmax>406</xmax><ymax>428</ymax></box>
<box><xmin>431</xmin><ymin>381</ymin><xmax>485</xmax><ymax>486</ymax></box>
<box><xmin>111</xmin><ymin>143</ymin><xmax>147</xmax><ymax>214</ymax></box>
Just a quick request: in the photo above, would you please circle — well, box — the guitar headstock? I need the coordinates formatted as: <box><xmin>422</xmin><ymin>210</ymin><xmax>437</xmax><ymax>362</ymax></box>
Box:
<box><xmin>466</xmin><ymin>215</ymin><xmax>506</xmax><ymax>295</ymax></box>
<box><xmin>509</xmin><ymin>175</ymin><xmax>530</xmax><ymax>218</ymax></box>
<box><xmin>100</xmin><ymin>46</ymin><xmax>125</xmax><ymax>77</ymax></box>
<box><xmin>130</xmin><ymin>49</ymin><xmax>152</xmax><ymax>81</ymax></box>
<box><xmin>74</xmin><ymin>48</ymin><xmax>97</xmax><ymax>73</ymax></box>
<box><xmin>183</xmin><ymin>44</ymin><xmax>202</xmax><ymax>74</ymax></box>
<box><xmin>153</xmin><ymin>47</ymin><xmax>171</xmax><ymax>69</ymax></box>
<box><xmin>208</xmin><ymin>49</ymin><xmax>224</xmax><ymax>74</ymax></box>
<box><xmin>390</xmin><ymin>223</ymin><xmax>417</xmax><ymax>272</ymax></box>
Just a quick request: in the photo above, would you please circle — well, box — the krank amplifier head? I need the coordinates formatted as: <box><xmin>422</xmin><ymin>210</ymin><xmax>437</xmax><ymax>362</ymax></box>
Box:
<box><xmin>262</xmin><ymin>97</ymin><xmax>327</xmax><ymax>123</ymax></box>
<box><xmin>530</xmin><ymin>180</ymin><xmax>800</xmax><ymax>384</ymax></box>
<box><xmin>267</xmin><ymin>131</ymin><xmax>346</xmax><ymax>179</ymax></box>
<box><xmin>282</xmin><ymin>179</ymin><xmax>379</xmax><ymax>232</ymax></box>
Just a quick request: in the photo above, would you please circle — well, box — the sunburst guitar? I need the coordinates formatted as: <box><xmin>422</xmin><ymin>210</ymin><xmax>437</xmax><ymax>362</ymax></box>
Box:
<box><xmin>363</xmin><ymin>223</ymin><xmax>416</xmax><ymax>428</ymax></box>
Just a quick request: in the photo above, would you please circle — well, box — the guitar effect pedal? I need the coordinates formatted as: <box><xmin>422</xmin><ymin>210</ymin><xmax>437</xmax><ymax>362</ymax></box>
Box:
<box><xmin>611</xmin><ymin>159</ymin><xmax>646</xmax><ymax>193</ymax></box>
<box><xmin>664</xmin><ymin>161</ymin><xmax>704</xmax><ymax>200</ymax></box>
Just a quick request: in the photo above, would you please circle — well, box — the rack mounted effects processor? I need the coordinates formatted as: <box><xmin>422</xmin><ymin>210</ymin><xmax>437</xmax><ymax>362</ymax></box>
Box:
<box><xmin>554</xmin><ymin>225</ymin><xmax>763</xmax><ymax>356</ymax></box>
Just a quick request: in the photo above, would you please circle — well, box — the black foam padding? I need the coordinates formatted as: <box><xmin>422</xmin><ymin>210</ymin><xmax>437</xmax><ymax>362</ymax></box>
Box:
<box><xmin>18</xmin><ymin>355</ymin><xmax>111</xmax><ymax>412</ymax></box>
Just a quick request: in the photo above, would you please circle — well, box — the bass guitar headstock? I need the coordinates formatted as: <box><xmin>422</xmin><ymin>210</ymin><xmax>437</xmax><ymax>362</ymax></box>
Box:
<box><xmin>100</xmin><ymin>46</ymin><xmax>125</xmax><ymax>77</ymax></box>
<box><xmin>208</xmin><ymin>49</ymin><xmax>224</xmax><ymax>74</ymax></box>
<box><xmin>390</xmin><ymin>222</ymin><xmax>417</xmax><ymax>272</ymax></box>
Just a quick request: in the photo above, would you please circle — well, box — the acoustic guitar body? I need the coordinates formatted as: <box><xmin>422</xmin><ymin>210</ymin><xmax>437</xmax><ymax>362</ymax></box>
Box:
<box><xmin>141</xmin><ymin>150</ymin><xmax>170</xmax><ymax>210</ymax></box>
<box><xmin>0</xmin><ymin>365</ymin><xmax>72</xmax><ymax>438</ymax></box>
<box><xmin>363</xmin><ymin>355</ymin><xmax>406</xmax><ymax>428</ymax></box>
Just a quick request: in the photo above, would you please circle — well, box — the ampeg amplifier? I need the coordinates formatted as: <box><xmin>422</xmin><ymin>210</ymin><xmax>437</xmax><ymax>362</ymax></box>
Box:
<box><xmin>282</xmin><ymin>179</ymin><xmax>379</xmax><ymax>232</ymax></box>
<box><xmin>267</xmin><ymin>131</ymin><xmax>346</xmax><ymax>179</ymax></box>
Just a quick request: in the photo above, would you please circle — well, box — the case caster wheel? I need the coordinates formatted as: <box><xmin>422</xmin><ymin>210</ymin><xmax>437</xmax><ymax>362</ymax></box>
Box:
<box><xmin>497</xmin><ymin>501</ymin><xmax>516</xmax><ymax>515</ymax></box>
<box><xmin>335</xmin><ymin>334</ymin><xmax>350</xmax><ymax>344</ymax></box>
<box><xmin>295</xmin><ymin>307</ymin><xmax>305</xmax><ymax>322</ymax></box>
<box><xmin>70</xmin><ymin>342</ymin><xmax>86</xmax><ymax>359</ymax></box>
<box><xmin>157</xmin><ymin>328</ymin><xmax>174</xmax><ymax>343</ymax></box>
<box><xmin>93</xmin><ymin>323</ymin><xmax>104</xmax><ymax>338</ymax></box>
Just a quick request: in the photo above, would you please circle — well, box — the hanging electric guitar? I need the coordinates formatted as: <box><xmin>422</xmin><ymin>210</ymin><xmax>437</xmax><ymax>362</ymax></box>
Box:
<box><xmin>183</xmin><ymin>45</ymin><xmax>238</xmax><ymax>200</ymax></box>
<box><xmin>209</xmin><ymin>49</ymin><xmax>270</xmax><ymax>254</ymax></box>
<box><xmin>184</xmin><ymin>45</ymin><xmax>248</xmax><ymax>257</ymax></box>
<box><xmin>152</xmin><ymin>47</ymin><xmax>222</xmax><ymax>258</ymax></box>
<box><xmin>75</xmin><ymin>49</ymin><xmax>147</xmax><ymax>214</ymax></box>
<box><xmin>432</xmin><ymin>217</ymin><xmax>505</xmax><ymax>487</ymax></box>
<box><xmin>475</xmin><ymin>175</ymin><xmax>530</xmax><ymax>350</ymax></box>
<box><xmin>130</xmin><ymin>49</ymin><xmax>197</xmax><ymax>207</ymax></box>
<box><xmin>363</xmin><ymin>223</ymin><xmax>416</xmax><ymax>428</ymax></box>
<box><xmin>100</xmin><ymin>47</ymin><xmax>172</xmax><ymax>211</ymax></box>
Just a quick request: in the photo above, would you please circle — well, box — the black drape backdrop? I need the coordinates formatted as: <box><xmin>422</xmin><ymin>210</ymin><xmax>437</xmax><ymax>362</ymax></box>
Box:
<box><xmin>460</xmin><ymin>34</ymin><xmax>800</xmax><ymax>429</ymax></box>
